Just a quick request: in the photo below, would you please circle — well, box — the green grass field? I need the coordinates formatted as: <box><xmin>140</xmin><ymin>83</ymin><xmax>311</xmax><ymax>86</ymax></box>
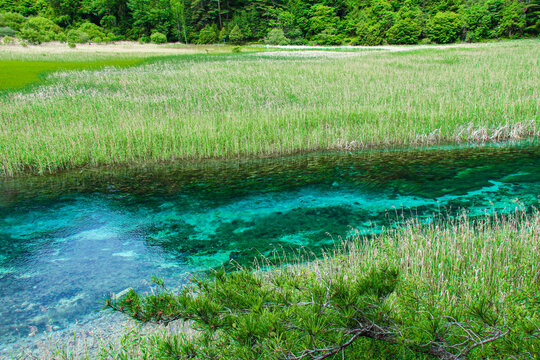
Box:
<box><xmin>0</xmin><ymin>58</ymin><xmax>142</xmax><ymax>91</ymax></box>
<box><xmin>1</xmin><ymin>40</ymin><xmax>538</xmax><ymax>176</ymax></box>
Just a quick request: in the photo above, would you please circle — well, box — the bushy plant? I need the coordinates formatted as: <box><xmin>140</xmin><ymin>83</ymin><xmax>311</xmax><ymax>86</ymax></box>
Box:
<box><xmin>77</xmin><ymin>22</ymin><xmax>106</xmax><ymax>42</ymax></box>
<box><xmin>150</xmin><ymin>31</ymin><xmax>167</xmax><ymax>44</ymax></box>
<box><xmin>219</xmin><ymin>27</ymin><xmax>227</xmax><ymax>42</ymax></box>
<box><xmin>1</xmin><ymin>35</ymin><xmax>15</xmax><ymax>44</ymax></box>
<box><xmin>312</xmin><ymin>27</ymin><xmax>344</xmax><ymax>45</ymax></box>
<box><xmin>20</xmin><ymin>16</ymin><xmax>64</xmax><ymax>44</ymax></box>
<box><xmin>386</xmin><ymin>18</ymin><xmax>421</xmax><ymax>44</ymax></box>
<box><xmin>0</xmin><ymin>26</ymin><xmax>15</xmax><ymax>37</ymax></box>
<box><xmin>198</xmin><ymin>24</ymin><xmax>218</xmax><ymax>44</ymax></box>
<box><xmin>19</xmin><ymin>27</ymin><xmax>42</xmax><ymax>44</ymax></box>
<box><xmin>429</xmin><ymin>12</ymin><xmax>462</xmax><ymax>44</ymax></box>
<box><xmin>264</xmin><ymin>28</ymin><xmax>290</xmax><ymax>45</ymax></box>
<box><xmin>229</xmin><ymin>24</ymin><xmax>244</xmax><ymax>44</ymax></box>
<box><xmin>0</xmin><ymin>12</ymin><xmax>26</xmax><ymax>31</ymax></box>
<box><xmin>139</xmin><ymin>34</ymin><xmax>150</xmax><ymax>43</ymax></box>
<box><xmin>66</xmin><ymin>29</ymin><xmax>89</xmax><ymax>43</ymax></box>
<box><xmin>356</xmin><ymin>22</ymin><xmax>385</xmax><ymax>45</ymax></box>
<box><xmin>285</xmin><ymin>27</ymin><xmax>304</xmax><ymax>44</ymax></box>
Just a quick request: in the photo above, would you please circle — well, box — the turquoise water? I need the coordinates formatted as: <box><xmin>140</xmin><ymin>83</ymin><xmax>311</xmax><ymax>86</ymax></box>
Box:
<box><xmin>1</xmin><ymin>143</ymin><xmax>539</xmax><ymax>350</ymax></box>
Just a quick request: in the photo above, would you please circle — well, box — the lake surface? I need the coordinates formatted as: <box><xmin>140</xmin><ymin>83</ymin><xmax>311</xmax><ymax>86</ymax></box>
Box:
<box><xmin>1</xmin><ymin>142</ymin><xmax>539</xmax><ymax>351</ymax></box>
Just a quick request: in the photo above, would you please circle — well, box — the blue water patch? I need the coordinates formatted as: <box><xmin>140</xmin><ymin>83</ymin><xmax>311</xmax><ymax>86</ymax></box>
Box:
<box><xmin>0</xmin><ymin>143</ymin><xmax>539</xmax><ymax>350</ymax></box>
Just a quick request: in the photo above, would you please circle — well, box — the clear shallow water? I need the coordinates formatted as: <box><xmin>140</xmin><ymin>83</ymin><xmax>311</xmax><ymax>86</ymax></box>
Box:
<box><xmin>1</xmin><ymin>143</ymin><xmax>540</xmax><ymax>350</ymax></box>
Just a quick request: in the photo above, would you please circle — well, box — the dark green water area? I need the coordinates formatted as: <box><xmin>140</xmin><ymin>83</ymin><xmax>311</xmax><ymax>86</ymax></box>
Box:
<box><xmin>1</xmin><ymin>143</ymin><xmax>539</xmax><ymax>350</ymax></box>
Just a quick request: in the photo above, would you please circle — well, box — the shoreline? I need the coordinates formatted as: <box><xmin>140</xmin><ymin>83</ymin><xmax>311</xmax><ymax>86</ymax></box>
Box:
<box><xmin>1</xmin><ymin>129</ymin><xmax>538</xmax><ymax>179</ymax></box>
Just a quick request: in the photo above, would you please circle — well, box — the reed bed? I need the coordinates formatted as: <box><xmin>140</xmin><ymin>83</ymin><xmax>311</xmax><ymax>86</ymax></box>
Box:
<box><xmin>1</xmin><ymin>40</ymin><xmax>538</xmax><ymax>176</ymax></box>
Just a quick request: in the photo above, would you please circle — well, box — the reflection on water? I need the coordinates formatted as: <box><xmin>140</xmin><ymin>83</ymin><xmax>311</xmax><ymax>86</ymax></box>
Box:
<box><xmin>1</xmin><ymin>142</ymin><xmax>539</xmax><ymax>348</ymax></box>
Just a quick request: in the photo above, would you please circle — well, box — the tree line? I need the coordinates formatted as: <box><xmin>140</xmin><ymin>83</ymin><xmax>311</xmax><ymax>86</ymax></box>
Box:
<box><xmin>0</xmin><ymin>0</ymin><xmax>539</xmax><ymax>45</ymax></box>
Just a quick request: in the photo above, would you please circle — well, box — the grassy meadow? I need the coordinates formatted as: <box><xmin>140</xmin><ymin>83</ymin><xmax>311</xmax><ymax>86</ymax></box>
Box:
<box><xmin>0</xmin><ymin>40</ymin><xmax>538</xmax><ymax>176</ymax></box>
<box><xmin>0</xmin><ymin>58</ymin><xmax>143</xmax><ymax>91</ymax></box>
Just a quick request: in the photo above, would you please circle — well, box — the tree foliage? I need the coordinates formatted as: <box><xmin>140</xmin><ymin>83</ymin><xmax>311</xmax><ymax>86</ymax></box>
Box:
<box><xmin>429</xmin><ymin>12</ymin><xmax>462</xmax><ymax>44</ymax></box>
<box><xmin>104</xmin><ymin>264</ymin><xmax>518</xmax><ymax>360</ymax></box>
<box><xmin>0</xmin><ymin>0</ymin><xmax>538</xmax><ymax>44</ymax></box>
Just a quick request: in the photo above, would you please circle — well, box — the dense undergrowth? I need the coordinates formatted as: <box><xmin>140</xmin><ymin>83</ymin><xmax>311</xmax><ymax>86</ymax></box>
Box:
<box><xmin>99</xmin><ymin>209</ymin><xmax>540</xmax><ymax>360</ymax></box>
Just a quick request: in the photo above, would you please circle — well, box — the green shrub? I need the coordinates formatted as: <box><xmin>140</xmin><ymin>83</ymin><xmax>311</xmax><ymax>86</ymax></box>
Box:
<box><xmin>219</xmin><ymin>27</ymin><xmax>227</xmax><ymax>42</ymax></box>
<box><xmin>264</xmin><ymin>28</ymin><xmax>290</xmax><ymax>45</ymax></box>
<box><xmin>150</xmin><ymin>31</ymin><xmax>167</xmax><ymax>44</ymax></box>
<box><xmin>386</xmin><ymin>18</ymin><xmax>421</xmax><ymax>44</ymax></box>
<box><xmin>1</xmin><ymin>35</ymin><xmax>15</xmax><ymax>44</ymax></box>
<box><xmin>77</xmin><ymin>22</ymin><xmax>106</xmax><ymax>42</ymax></box>
<box><xmin>110</xmin><ymin>34</ymin><xmax>125</xmax><ymax>41</ymax></box>
<box><xmin>229</xmin><ymin>24</ymin><xmax>244</xmax><ymax>44</ymax></box>
<box><xmin>285</xmin><ymin>27</ymin><xmax>304</xmax><ymax>44</ymax></box>
<box><xmin>19</xmin><ymin>28</ymin><xmax>42</xmax><ymax>44</ymax></box>
<box><xmin>429</xmin><ymin>12</ymin><xmax>462</xmax><ymax>44</ymax></box>
<box><xmin>0</xmin><ymin>12</ymin><xmax>26</xmax><ymax>31</ymax></box>
<box><xmin>139</xmin><ymin>34</ymin><xmax>150</xmax><ymax>43</ymax></box>
<box><xmin>68</xmin><ymin>41</ymin><xmax>76</xmax><ymax>48</ymax></box>
<box><xmin>356</xmin><ymin>22</ymin><xmax>385</xmax><ymax>45</ymax></box>
<box><xmin>20</xmin><ymin>17</ymin><xmax>63</xmax><ymax>44</ymax></box>
<box><xmin>66</xmin><ymin>29</ymin><xmax>89</xmax><ymax>43</ymax></box>
<box><xmin>311</xmin><ymin>27</ymin><xmax>343</xmax><ymax>45</ymax></box>
<box><xmin>0</xmin><ymin>26</ymin><xmax>15</xmax><ymax>37</ymax></box>
<box><xmin>198</xmin><ymin>24</ymin><xmax>219</xmax><ymax>44</ymax></box>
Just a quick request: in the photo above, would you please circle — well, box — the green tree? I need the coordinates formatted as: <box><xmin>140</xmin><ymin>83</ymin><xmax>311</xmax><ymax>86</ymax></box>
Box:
<box><xmin>218</xmin><ymin>25</ymin><xmax>226</xmax><ymax>42</ymax></box>
<box><xmin>106</xmin><ymin>265</ymin><xmax>514</xmax><ymax>359</ymax></box>
<box><xmin>171</xmin><ymin>0</ymin><xmax>188</xmax><ymax>43</ymax></box>
<box><xmin>228</xmin><ymin>23</ymin><xmax>243</xmax><ymax>44</ymax></box>
<box><xmin>524</xmin><ymin>0</ymin><xmax>540</xmax><ymax>35</ymax></box>
<box><xmin>460</xmin><ymin>4</ymin><xmax>490</xmax><ymax>42</ymax></box>
<box><xmin>48</xmin><ymin>0</ymin><xmax>82</xmax><ymax>25</ymax></box>
<box><xmin>498</xmin><ymin>1</ymin><xmax>526</xmax><ymax>38</ymax></box>
<box><xmin>264</xmin><ymin>27</ymin><xmax>289</xmax><ymax>45</ymax></box>
<box><xmin>311</xmin><ymin>26</ymin><xmax>343</xmax><ymax>44</ymax></box>
<box><xmin>197</xmin><ymin>23</ymin><xmax>218</xmax><ymax>43</ymax></box>
<box><xmin>127</xmin><ymin>0</ymin><xmax>173</xmax><ymax>37</ymax></box>
<box><xmin>386</xmin><ymin>17</ymin><xmax>421</xmax><ymax>44</ymax></box>
<box><xmin>0</xmin><ymin>0</ymin><xmax>48</xmax><ymax>16</ymax></box>
<box><xmin>354</xmin><ymin>0</ymin><xmax>395</xmax><ymax>45</ymax></box>
<box><xmin>429</xmin><ymin>11</ymin><xmax>462</xmax><ymax>43</ymax></box>
<box><xmin>309</xmin><ymin>4</ymin><xmax>339</xmax><ymax>34</ymax></box>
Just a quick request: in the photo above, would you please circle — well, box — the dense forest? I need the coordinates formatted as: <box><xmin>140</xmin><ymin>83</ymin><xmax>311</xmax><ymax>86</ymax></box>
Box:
<box><xmin>0</xmin><ymin>0</ymin><xmax>539</xmax><ymax>45</ymax></box>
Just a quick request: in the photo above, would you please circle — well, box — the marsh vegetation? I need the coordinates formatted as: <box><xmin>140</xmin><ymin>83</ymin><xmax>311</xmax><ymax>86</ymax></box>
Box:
<box><xmin>1</xmin><ymin>39</ymin><xmax>539</xmax><ymax>360</ymax></box>
<box><xmin>1</xmin><ymin>40</ymin><xmax>538</xmax><ymax>176</ymax></box>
